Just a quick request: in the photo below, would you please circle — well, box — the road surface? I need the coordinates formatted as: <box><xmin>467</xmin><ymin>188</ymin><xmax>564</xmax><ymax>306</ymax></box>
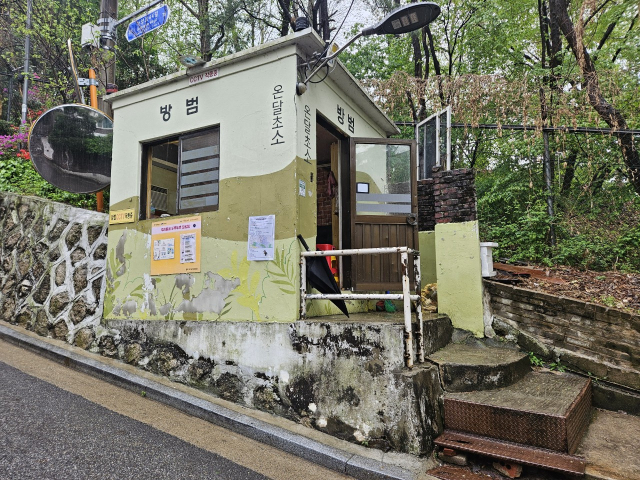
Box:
<box><xmin>0</xmin><ymin>339</ymin><xmax>353</xmax><ymax>480</ymax></box>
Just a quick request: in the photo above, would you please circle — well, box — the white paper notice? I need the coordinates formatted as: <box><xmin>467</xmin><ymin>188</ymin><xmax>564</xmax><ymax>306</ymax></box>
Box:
<box><xmin>248</xmin><ymin>215</ymin><xmax>275</xmax><ymax>261</ymax></box>
<box><xmin>180</xmin><ymin>233</ymin><xmax>196</xmax><ymax>264</ymax></box>
<box><xmin>153</xmin><ymin>238</ymin><xmax>175</xmax><ymax>260</ymax></box>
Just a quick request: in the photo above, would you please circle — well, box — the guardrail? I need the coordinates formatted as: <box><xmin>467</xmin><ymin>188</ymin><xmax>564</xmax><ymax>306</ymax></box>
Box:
<box><xmin>300</xmin><ymin>247</ymin><xmax>424</xmax><ymax>368</ymax></box>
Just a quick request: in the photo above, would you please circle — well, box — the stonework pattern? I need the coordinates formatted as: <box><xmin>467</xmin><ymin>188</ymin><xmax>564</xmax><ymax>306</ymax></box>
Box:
<box><xmin>0</xmin><ymin>193</ymin><xmax>108</xmax><ymax>341</ymax></box>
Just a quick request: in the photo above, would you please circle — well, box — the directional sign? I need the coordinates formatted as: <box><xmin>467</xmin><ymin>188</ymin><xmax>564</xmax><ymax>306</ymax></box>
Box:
<box><xmin>126</xmin><ymin>4</ymin><xmax>170</xmax><ymax>42</ymax></box>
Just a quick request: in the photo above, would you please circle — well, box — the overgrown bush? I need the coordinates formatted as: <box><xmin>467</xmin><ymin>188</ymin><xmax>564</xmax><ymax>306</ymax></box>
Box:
<box><xmin>477</xmin><ymin>167</ymin><xmax>640</xmax><ymax>273</ymax></box>
<box><xmin>0</xmin><ymin>129</ymin><xmax>102</xmax><ymax>210</ymax></box>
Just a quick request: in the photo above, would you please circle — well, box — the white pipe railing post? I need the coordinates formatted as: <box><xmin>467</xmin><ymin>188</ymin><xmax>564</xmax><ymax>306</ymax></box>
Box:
<box><xmin>401</xmin><ymin>251</ymin><xmax>413</xmax><ymax>368</ymax></box>
<box><xmin>299</xmin><ymin>246</ymin><xmax>421</xmax><ymax>368</ymax></box>
<box><xmin>413</xmin><ymin>252</ymin><xmax>424</xmax><ymax>363</ymax></box>
<box><xmin>300</xmin><ymin>255</ymin><xmax>307</xmax><ymax>319</ymax></box>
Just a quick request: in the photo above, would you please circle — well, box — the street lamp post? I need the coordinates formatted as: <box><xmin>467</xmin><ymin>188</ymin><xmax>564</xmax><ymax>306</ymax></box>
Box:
<box><xmin>297</xmin><ymin>2</ymin><xmax>441</xmax><ymax>94</ymax></box>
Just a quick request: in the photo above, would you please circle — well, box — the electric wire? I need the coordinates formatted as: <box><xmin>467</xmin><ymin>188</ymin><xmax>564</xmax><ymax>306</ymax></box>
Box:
<box><xmin>306</xmin><ymin>0</ymin><xmax>357</xmax><ymax>77</ymax></box>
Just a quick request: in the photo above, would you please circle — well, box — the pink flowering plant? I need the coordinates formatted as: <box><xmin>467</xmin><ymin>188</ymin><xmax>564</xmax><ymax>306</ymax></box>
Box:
<box><xmin>0</xmin><ymin>121</ymin><xmax>99</xmax><ymax>209</ymax></box>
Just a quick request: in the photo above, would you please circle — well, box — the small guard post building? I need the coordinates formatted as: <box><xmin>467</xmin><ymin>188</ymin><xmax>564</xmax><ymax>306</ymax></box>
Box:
<box><xmin>102</xmin><ymin>29</ymin><xmax>449</xmax><ymax>455</ymax></box>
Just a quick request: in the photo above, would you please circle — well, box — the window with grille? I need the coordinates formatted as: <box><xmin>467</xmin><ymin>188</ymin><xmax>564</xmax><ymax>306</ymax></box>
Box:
<box><xmin>142</xmin><ymin>126</ymin><xmax>220</xmax><ymax>219</ymax></box>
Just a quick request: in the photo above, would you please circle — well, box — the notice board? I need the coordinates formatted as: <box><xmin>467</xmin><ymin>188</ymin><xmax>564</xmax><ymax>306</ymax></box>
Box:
<box><xmin>151</xmin><ymin>216</ymin><xmax>201</xmax><ymax>275</ymax></box>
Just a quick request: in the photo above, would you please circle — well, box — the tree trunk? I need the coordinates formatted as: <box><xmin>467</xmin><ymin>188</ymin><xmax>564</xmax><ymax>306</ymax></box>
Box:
<box><xmin>560</xmin><ymin>149</ymin><xmax>577</xmax><ymax>194</ymax></box>
<box><xmin>549</xmin><ymin>0</ymin><xmax>640</xmax><ymax>195</ymax></box>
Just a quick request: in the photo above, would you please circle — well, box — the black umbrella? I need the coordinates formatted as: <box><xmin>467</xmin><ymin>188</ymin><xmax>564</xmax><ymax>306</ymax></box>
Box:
<box><xmin>298</xmin><ymin>235</ymin><xmax>349</xmax><ymax>318</ymax></box>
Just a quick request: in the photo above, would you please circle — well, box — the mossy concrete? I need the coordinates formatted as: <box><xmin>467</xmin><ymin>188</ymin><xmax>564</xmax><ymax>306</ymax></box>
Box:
<box><xmin>434</xmin><ymin>221</ymin><xmax>484</xmax><ymax>336</ymax></box>
<box><xmin>428</xmin><ymin>343</ymin><xmax>530</xmax><ymax>392</ymax></box>
<box><xmin>418</xmin><ymin>231</ymin><xmax>437</xmax><ymax>285</ymax></box>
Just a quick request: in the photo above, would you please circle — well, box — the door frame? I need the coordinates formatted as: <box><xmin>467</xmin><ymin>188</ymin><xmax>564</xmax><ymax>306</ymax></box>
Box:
<box><xmin>349</xmin><ymin>137</ymin><xmax>419</xmax><ymax>291</ymax></box>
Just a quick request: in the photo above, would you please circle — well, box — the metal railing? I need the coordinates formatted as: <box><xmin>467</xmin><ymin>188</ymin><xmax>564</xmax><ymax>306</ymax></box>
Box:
<box><xmin>300</xmin><ymin>246</ymin><xmax>424</xmax><ymax>368</ymax></box>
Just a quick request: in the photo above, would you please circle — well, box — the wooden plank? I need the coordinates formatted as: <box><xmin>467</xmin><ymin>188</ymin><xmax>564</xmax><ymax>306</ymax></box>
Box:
<box><xmin>493</xmin><ymin>263</ymin><xmax>566</xmax><ymax>284</ymax></box>
<box><xmin>434</xmin><ymin>430</ymin><xmax>585</xmax><ymax>475</ymax></box>
<box><xmin>389</xmin><ymin>224</ymin><xmax>398</xmax><ymax>283</ymax></box>
<box><xmin>371</xmin><ymin>224</ymin><xmax>381</xmax><ymax>284</ymax></box>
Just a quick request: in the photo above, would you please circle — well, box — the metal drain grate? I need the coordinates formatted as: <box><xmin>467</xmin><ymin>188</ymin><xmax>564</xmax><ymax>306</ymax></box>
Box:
<box><xmin>435</xmin><ymin>430</ymin><xmax>586</xmax><ymax>475</ymax></box>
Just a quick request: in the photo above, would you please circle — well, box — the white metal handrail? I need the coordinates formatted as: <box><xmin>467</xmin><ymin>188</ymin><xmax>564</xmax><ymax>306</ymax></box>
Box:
<box><xmin>300</xmin><ymin>246</ymin><xmax>424</xmax><ymax>368</ymax></box>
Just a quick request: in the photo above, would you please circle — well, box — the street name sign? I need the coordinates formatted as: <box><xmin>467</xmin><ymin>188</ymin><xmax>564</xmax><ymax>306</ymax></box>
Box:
<box><xmin>126</xmin><ymin>4</ymin><xmax>170</xmax><ymax>42</ymax></box>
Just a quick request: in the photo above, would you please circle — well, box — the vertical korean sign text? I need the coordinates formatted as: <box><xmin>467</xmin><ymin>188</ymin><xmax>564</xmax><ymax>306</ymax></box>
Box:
<box><xmin>151</xmin><ymin>216</ymin><xmax>201</xmax><ymax>275</ymax></box>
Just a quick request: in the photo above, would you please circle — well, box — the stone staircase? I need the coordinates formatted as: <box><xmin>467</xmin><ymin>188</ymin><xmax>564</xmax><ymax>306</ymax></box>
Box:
<box><xmin>424</xmin><ymin>330</ymin><xmax>592</xmax><ymax>478</ymax></box>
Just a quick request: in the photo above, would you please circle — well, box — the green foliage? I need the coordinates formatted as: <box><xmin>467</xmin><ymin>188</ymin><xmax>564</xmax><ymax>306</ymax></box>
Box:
<box><xmin>0</xmin><ymin>121</ymin><xmax>13</xmax><ymax>136</ymax></box>
<box><xmin>528</xmin><ymin>352</ymin><xmax>566</xmax><ymax>372</ymax></box>
<box><xmin>0</xmin><ymin>155</ymin><xmax>100</xmax><ymax>209</ymax></box>
<box><xmin>477</xmin><ymin>146</ymin><xmax>640</xmax><ymax>273</ymax></box>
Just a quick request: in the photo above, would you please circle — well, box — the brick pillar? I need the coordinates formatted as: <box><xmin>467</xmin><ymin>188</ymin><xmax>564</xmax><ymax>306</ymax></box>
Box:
<box><xmin>418</xmin><ymin>167</ymin><xmax>477</xmax><ymax>230</ymax></box>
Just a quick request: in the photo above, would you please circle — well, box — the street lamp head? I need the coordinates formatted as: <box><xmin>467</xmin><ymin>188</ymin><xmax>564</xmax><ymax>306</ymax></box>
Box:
<box><xmin>361</xmin><ymin>2</ymin><xmax>441</xmax><ymax>36</ymax></box>
<box><xmin>179</xmin><ymin>55</ymin><xmax>207</xmax><ymax>68</ymax></box>
<box><xmin>297</xmin><ymin>2</ymin><xmax>441</xmax><ymax>92</ymax></box>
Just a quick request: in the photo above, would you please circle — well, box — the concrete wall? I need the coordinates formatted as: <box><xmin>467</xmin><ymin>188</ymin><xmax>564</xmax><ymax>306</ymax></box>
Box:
<box><xmin>418</xmin><ymin>231</ymin><xmax>437</xmax><ymax>285</ymax></box>
<box><xmin>485</xmin><ymin>280</ymin><xmax>640</xmax><ymax>392</ymax></box>
<box><xmin>435</xmin><ymin>221</ymin><xmax>484</xmax><ymax>336</ymax></box>
<box><xmin>417</xmin><ymin>168</ymin><xmax>484</xmax><ymax>334</ymax></box>
<box><xmin>99</xmin><ymin>317</ymin><xmax>445</xmax><ymax>455</ymax></box>
<box><xmin>0</xmin><ymin>193</ymin><xmax>108</xmax><ymax>340</ymax></box>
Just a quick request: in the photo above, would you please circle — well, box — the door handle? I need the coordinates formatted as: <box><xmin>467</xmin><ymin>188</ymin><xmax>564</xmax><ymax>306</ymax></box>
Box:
<box><xmin>406</xmin><ymin>213</ymin><xmax>418</xmax><ymax>226</ymax></box>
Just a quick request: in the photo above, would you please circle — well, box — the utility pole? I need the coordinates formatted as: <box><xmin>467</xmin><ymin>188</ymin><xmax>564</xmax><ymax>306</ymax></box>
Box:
<box><xmin>20</xmin><ymin>0</ymin><xmax>33</xmax><ymax>131</ymax></box>
<box><xmin>98</xmin><ymin>0</ymin><xmax>118</xmax><ymax>117</ymax></box>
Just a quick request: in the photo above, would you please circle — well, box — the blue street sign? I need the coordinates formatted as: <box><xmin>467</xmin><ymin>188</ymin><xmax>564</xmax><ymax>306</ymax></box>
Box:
<box><xmin>126</xmin><ymin>4</ymin><xmax>170</xmax><ymax>42</ymax></box>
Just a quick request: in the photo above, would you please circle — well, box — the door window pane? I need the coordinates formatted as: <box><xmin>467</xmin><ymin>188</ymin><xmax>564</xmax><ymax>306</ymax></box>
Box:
<box><xmin>355</xmin><ymin>143</ymin><xmax>412</xmax><ymax>215</ymax></box>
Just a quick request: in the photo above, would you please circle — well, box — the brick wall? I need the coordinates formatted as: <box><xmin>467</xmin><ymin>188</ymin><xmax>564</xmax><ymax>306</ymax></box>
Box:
<box><xmin>316</xmin><ymin>167</ymin><xmax>332</xmax><ymax>227</ymax></box>
<box><xmin>485</xmin><ymin>280</ymin><xmax>640</xmax><ymax>392</ymax></box>
<box><xmin>418</xmin><ymin>179</ymin><xmax>435</xmax><ymax>231</ymax></box>
<box><xmin>418</xmin><ymin>167</ymin><xmax>477</xmax><ymax>231</ymax></box>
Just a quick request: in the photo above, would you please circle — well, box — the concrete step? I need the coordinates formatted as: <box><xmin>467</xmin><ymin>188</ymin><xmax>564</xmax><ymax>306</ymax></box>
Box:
<box><xmin>444</xmin><ymin>371</ymin><xmax>592</xmax><ymax>454</ymax></box>
<box><xmin>428</xmin><ymin>343</ymin><xmax>530</xmax><ymax>392</ymax></box>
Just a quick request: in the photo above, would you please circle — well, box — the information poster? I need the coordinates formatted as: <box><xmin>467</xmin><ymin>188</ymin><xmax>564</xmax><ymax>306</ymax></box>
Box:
<box><xmin>248</xmin><ymin>215</ymin><xmax>275</xmax><ymax>261</ymax></box>
<box><xmin>151</xmin><ymin>216</ymin><xmax>201</xmax><ymax>275</ymax></box>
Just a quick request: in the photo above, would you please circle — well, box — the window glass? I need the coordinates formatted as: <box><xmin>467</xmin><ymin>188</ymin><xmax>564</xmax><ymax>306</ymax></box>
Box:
<box><xmin>150</xmin><ymin>142</ymin><xmax>178</xmax><ymax>216</ymax></box>
<box><xmin>179</xmin><ymin>129</ymin><xmax>219</xmax><ymax>212</ymax></box>
<box><xmin>355</xmin><ymin>143</ymin><xmax>412</xmax><ymax>216</ymax></box>
<box><xmin>144</xmin><ymin>127</ymin><xmax>219</xmax><ymax>218</ymax></box>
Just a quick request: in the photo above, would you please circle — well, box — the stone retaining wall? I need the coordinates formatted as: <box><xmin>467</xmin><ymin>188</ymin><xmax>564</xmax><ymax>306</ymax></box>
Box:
<box><xmin>0</xmin><ymin>193</ymin><xmax>108</xmax><ymax>341</ymax></box>
<box><xmin>484</xmin><ymin>280</ymin><xmax>640</xmax><ymax>392</ymax></box>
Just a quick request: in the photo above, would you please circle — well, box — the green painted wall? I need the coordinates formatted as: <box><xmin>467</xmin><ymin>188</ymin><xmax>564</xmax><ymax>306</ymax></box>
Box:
<box><xmin>418</xmin><ymin>231</ymin><xmax>437</xmax><ymax>285</ymax></box>
<box><xmin>434</xmin><ymin>221</ymin><xmax>484</xmax><ymax>336</ymax></box>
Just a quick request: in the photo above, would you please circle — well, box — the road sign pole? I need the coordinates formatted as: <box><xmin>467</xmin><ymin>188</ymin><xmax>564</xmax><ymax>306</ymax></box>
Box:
<box><xmin>98</xmin><ymin>0</ymin><xmax>118</xmax><ymax>118</ymax></box>
<box><xmin>20</xmin><ymin>0</ymin><xmax>33</xmax><ymax>132</ymax></box>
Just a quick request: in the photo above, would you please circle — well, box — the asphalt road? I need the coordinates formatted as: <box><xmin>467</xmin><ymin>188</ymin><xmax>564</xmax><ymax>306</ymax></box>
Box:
<box><xmin>0</xmin><ymin>340</ymin><xmax>352</xmax><ymax>480</ymax></box>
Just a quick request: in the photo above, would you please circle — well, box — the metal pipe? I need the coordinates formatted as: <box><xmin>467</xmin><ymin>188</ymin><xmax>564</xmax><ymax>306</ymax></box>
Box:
<box><xmin>401</xmin><ymin>251</ymin><xmax>413</xmax><ymax>368</ymax></box>
<box><xmin>88</xmin><ymin>68</ymin><xmax>104</xmax><ymax>213</ymax></box>
<box><xmin>113</xmin><ymin>0</ymin><xmax>162</xmax><ymax>27</ymax></box>
<box><xmin>301</xmin><ymin>246</ymin><xmax>416</xmax><ymax>257</ymax></box>
<box><xmin>302</xmin><ymin>31</ymin><xmax>363</xmax><ymax>84</ymax></box>
<box><xmin>300</xmin><ymin>255</ymin><xmax>307</xmax><ymax>319</ymax></box>
<box><xmin>305</xmin><ymin>294</ymin><xmax>420</xmax><ymax>301</ymax></box>
<box><xmin>543</xmin><ymin>130</ymin><xmax>556</xmax><ymax>247</ymax></box>
<box><xmin>20</xmin><ymin>0</ymin><xmax>33</xmax><ymax>130</ymax></box>
<box><xmin>414</xmin><ymin>254</ymin><xmax>424</xmax><ymax>363</ymax></box>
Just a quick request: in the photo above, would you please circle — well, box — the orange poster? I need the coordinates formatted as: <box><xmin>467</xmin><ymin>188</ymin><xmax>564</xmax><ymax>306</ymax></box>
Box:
<box><xmin>150</xmin><ymin>216</ymin><xmax>201</xmax><ymax>275</ymax></box>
